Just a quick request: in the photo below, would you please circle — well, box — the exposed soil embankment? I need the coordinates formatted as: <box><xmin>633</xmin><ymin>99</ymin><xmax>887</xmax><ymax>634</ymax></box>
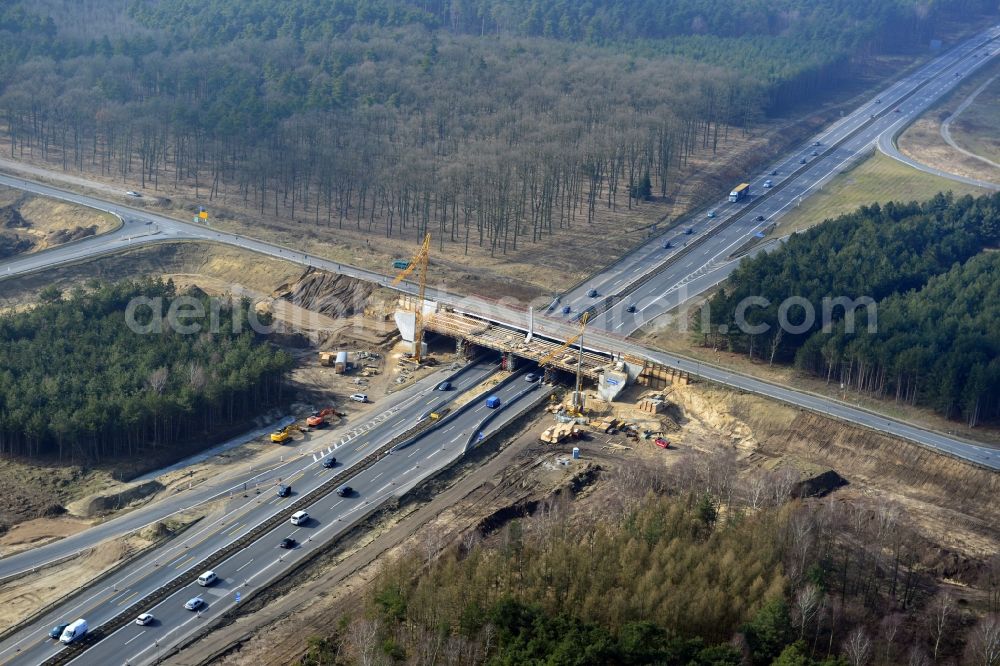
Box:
<box><xmin>0</xmin><ymin>242</ymin><xmax>303</xmax><ymax>305</ymax></box>
<box><xmin>672</xmin><ymin>385</ymin><xmax>999</xmax><ymax>556</ymax></box>
<box><xmin>273</xmin><ymin>268</ymin><xmax>379</xmax><ymax>317</ymax></box>
<box><xmin>69</xmin><ymin>480</ymin><xmax>165</xmax><ymax>518</ymax></box>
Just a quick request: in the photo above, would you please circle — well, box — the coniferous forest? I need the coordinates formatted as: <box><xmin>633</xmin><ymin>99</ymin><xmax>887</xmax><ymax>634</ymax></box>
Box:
<box><xmin>0</xmin><ymin>279</ymin><xmax>293</xmax><ymax>461</ymax></box>
<box><xmin>703</xmin><ymin>192</ymin><xmax>1000</xmax><ymax>426</ymax></box>
<box><xmin>0</xmin><ymin>0</ymin><xmax>993</xmax><ymax>258</ymax></box>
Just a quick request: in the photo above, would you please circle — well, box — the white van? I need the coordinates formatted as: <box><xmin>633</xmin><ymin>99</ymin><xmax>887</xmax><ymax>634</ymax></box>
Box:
<box><xmin>59</xmin><ymin>619</ymin><xmax>87</xmax><ymax>644</ymax></box>
<box><xmin>350</xmin><ymin>393</ymin><xmax>368</xmax><ymax>403</ymax></box>
<box><xmin>290</xmin><ymin>510</ymin><xmax>309</xmax><ymax>526</ymax></box>
<box><xmin>197</xmin><ymin>570</ymin><xmax>218</xmax><ymax>587</ymax></box>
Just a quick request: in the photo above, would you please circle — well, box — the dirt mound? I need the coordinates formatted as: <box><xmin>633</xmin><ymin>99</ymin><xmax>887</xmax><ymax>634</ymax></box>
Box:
<box><xmin>0</xmin><ymin>205</ymin><xmax>28</xmax><ymax>228</ymax></box>
<box><xmin>0</xmin><ymin>231</ymin><xmax>33</xmax><ymax>258</ymax></box>
<box><xmin>139</xmin><ymin>521</ymin><xmax>173</xmax><ymax>541</ymax></box>
<box><xmin>273</xmin><ymin>268</ymin><xmax>376</xmax><ymax>318</ymax></box>
<box><xmin>71</xmin><ymin>480</ymin><xmax>165</xmax><ymax>518</ymax></box>
<box><xmin>793</xmin><ymin>469</ymin><xmax>848</xmax><ymax>498</ymax></box>
<box><xmin>47</xmin><ymin>224</ymin><xmax>98</xmax><ymax>245</ymax></box>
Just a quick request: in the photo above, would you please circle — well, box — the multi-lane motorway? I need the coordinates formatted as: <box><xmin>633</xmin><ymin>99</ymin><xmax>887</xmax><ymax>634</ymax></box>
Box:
<box><xmin>0</xmin><ymin>359</ymin><xmax>553</xmax><ymax>665</ymax></box>
<box><xmin>555</xmin><ymin>23</ymin><xmax>1000</xmax><ymax>333</ymax></box>
<box><xmin>1</xmin><ymin>21</ymin><xmax>998</xmax><ymax>477</ymax></box>
<box><xmin>0</xmin><ymin>360</ymin><xmax>497</xmax><ymax>584</ymax></box>
<box><xmin>0</xmin><ymin>19</ymin><xmax>998</xmax><ymax>666</ymax></box>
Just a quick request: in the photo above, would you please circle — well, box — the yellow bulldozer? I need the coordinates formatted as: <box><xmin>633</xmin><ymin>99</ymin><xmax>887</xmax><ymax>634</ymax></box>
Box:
<box><xmin>270</xmin><ymin>423</ymin><xmax>301</xmax><ymax>443</ymax></box>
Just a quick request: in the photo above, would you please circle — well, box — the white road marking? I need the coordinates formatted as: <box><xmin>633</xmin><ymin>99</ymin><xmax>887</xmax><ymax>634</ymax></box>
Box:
<box><xmin>124</xmin><ymin>630</ymin><xmax>146</xmax><ymax>646</ymax></box>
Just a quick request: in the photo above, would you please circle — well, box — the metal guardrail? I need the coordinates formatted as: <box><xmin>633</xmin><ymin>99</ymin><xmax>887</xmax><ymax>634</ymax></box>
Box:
<box><xmin>0</xmin><ymin>519</ymin><xmax>204</xmax><ymax>646</ymax></box>
<box><xmin>41</xmin><ymin>377</ymin><xmax>491</xmax><ymax>665</ymax></box>
<box><xmin>165</xmin><ymin>378</ymin><xmax>553</xmax><ymax>664</ymax></box>
<box><xmin>463</xmin><ymin>382</ymin><xmax>547</xmax><ymax>452</ymax></box>
<box><xmin>575</xmin><ymin>70</ymin><xmax>944</xmax><ymax>324</ymax></box>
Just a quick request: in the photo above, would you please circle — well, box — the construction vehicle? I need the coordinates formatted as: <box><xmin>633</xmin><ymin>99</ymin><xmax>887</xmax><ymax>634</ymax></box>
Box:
<box><xmin>392</xmin><ymin>233</ymin><xmax>431</xmax><ymax>364</ymax></box>
<box><xmin>429</xmin><ymin>407</ymin><xmax>450</xmax><ymax>420</ymax></box>
<box><xmin>270</xmin><ymin>424</ymin><xmax>301</xmax><ymax>443</ymax></box>
<box><xmin>306</xmin><ymin>408</ymin><xmax>341</xmax><ymax>428</ymax></box>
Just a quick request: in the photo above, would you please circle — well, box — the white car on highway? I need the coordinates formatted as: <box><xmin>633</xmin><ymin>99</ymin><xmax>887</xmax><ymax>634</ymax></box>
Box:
<box><xmin>135</xmin><ymin>613</ymin><xmax>154</xmax><ymax>626</ymax></box>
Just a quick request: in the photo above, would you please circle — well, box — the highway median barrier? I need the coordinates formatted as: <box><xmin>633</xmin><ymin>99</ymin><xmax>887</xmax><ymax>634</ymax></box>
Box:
<box><xmin>578</xmin><ymin>70</ymin><xmax>946</xmax><ymax>324</ymax></box>
<box><xmin>0</xmin><ymin>517</ymin><xmax>204</xmax><ymax>646</ymax></box>
<box><xmin>40</xmin><ymin>362</ymin><xmax>507</xmax><ymax>665</ymax></box>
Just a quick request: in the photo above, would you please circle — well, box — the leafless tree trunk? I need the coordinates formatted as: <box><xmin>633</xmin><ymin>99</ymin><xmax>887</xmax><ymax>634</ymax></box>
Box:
<box><xmin>964</xmin><ymin>614</ymin><xmax>1000</xmax><ymax>666</ymax></box>
<box><xmin>794</xmin><ymin>583</ymin><xmax>822</xmax><ymax>640</ymax></box>
<box><xmin>843</xmin><ymin>627</ymin><xmax>873</xmax><ymax>666</ymax></box>
<box><xmin>347</xmin><ymin>616</ymin><xmax>382</xmax><ymax>666</ymax></box>
<box><xmin>926</xmin><ymin>593</ymin><xmax>954</xmax><ymax>662</ymax></box>
<box><xmin>879</xmin><ymin>613</ymin><xmax>904</xmax><ymax>665</ymax></box>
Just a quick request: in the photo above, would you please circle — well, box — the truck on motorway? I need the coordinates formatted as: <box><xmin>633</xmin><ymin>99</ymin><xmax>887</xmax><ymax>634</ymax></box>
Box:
<box><xmin>728</xmin><ymin>183</ymin><xmax>750</xmax><ymax>203</ymax></box>
<box><xmin>59</xmin><ymin>619</ymin><xmax>87</xmax><ymax>644</ymax></box>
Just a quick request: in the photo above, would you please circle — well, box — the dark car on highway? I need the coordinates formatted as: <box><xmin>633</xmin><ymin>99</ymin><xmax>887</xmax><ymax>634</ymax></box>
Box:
<box><xmin>49</xmin><ymin>624</ymin><xmax>68</xmax><ymax>639</ymax></box>
<box><xmin>279</xmin><ymin>537</ymin><xmax>296</xmax><ymax>549</ymax></box>
<box><xmin>322</xmin><ymin>457</ymin><xmax>336</xmax><ymax>468</ymax></box>
<box><xmin>277</xmin><ymin>484</ymin><xmax>291</xmax><ymax>497</ymax></box>
<box><xmin>336</xmin><ymin>485</ymin><xmax>352</xmax><ymax>497</ymax></box>
<box><xmin>755</xmin><ymin>215</ymin><xmax>765</xmax><ymax>221</ymax></box>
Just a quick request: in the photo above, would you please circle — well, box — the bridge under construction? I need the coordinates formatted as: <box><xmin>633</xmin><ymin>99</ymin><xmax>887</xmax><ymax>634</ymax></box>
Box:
<box><xmin>414</xmin><ymin>306</ymin><xmax>693</xmax><ymax>397</ymax></box>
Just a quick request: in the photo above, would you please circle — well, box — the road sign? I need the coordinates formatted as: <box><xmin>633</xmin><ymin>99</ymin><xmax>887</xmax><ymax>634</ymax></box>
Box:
<box><xmin>234</xmin><ymin>591</ymin><xmax>241</xmax><ymax>603</ymax></box>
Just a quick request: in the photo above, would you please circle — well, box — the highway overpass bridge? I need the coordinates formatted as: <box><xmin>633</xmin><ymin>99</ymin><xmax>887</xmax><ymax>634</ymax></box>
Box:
<box><xmin>420</xmin><ymin>307</ymin><xmax>694</xmax><ymax>394</ymax></box>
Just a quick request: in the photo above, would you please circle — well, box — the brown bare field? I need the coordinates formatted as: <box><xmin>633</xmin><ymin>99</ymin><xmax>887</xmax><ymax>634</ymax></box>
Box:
<box><xmin>0</xmin><ymin>515</ymin><xmax>201</xmax><ymax>630</ymax></box>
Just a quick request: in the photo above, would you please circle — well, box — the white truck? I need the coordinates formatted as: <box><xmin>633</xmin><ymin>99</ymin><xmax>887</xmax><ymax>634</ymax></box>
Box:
<box><xmin>59</xmin><ymin>618</ymin><xmax>87</xmax><ymax>644</ymax></box>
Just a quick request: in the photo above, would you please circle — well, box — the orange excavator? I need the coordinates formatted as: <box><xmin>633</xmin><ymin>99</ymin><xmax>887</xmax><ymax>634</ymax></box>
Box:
<box><xmin>306</xmin><ymin>408</ymin><xmax>341</xmax><ymax>428</ymax></box>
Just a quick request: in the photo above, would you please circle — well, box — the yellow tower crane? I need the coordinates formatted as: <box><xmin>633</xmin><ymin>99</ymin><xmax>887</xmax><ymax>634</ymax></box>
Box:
<box><xmin>392</xmin><ymin>233</ymin><xmax>431</xmax><ymax>363</ymax></box>
<box><xmin>536</xmin><ymin>313</ymin><xmax>590</xmax><ymax>413</ymax></box>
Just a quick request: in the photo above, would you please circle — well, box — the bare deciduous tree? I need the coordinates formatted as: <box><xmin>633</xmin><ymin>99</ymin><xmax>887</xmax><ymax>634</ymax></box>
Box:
<box><xmin>843</xmin><ymin>627</ymin><xmax>873</xmax><ymax>666</ymax></box>
<box><xmin>794</xmin><ymin>583</ymin><xmax>822</xmax><ymax>639</ymax></box>
<box><xmin>908</xmin><ymin>646</ymin><xmax>931</xmax><ymax>666</ymax></box>
<box><xmin>964</xmin><ymin>614</ymin><xmax>1000</xmax><ymax>666</ymax></box>
<box><xmin>880</xmin><ymin>613</ymin><xmax>904</xmax><ymax>665</ymax></box>
<box><xmin>347</xmin><ymin>616</ymin><xmax>382</xmax><ymax>666</ymax></box>
<box><xmin>147</xmin><ymin>366</ymin><xmax>169</xmax><ymax>395</ymax></box>
<box><xmin>926</xmin><ymin>592</ymin><xmax>955</xmax><ymax>662</ymax></box>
